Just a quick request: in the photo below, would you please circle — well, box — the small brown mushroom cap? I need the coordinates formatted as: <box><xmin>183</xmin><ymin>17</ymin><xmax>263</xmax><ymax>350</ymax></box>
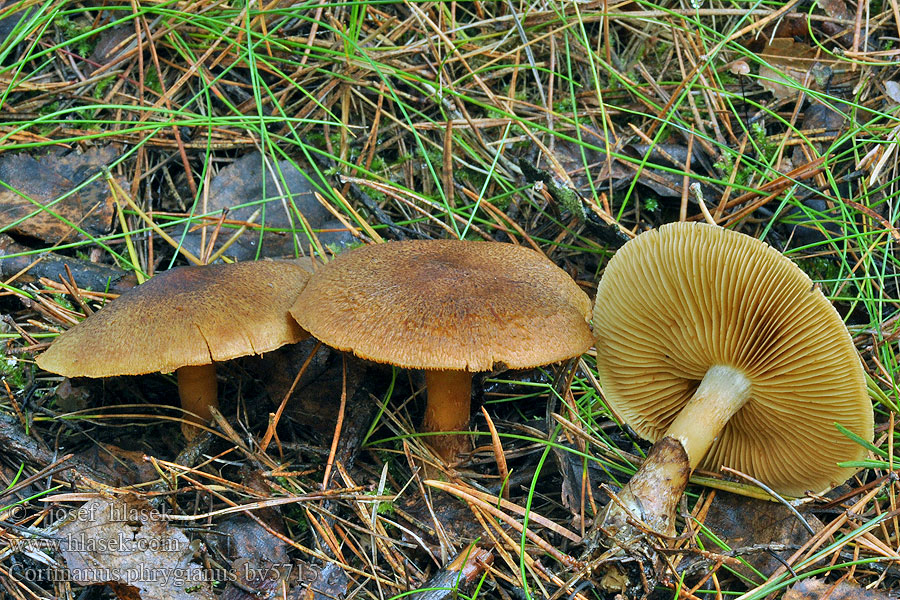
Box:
<box><xmin>37</xmin><ymin>260</ymin><xmax>311</xmax><ymax>377</ymax></box>
<box><xmin>291</xmin><ymin>240</ymin><xmax>593</xmax><ymax>371</ymax></box>
<box><xmin>593</xmin><ymin>222</ymin><xmax>873</xmax><ymax>496</ymax></box>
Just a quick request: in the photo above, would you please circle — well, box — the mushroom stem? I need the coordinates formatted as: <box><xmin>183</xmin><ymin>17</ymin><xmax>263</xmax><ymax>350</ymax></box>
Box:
<box><xmin>176</xmin><ymin>364</ymin><xmax>219</xmax><ymax>437</ymax></box>
<box><xmin>596</xmin><ymin>365</ymin><xmax>752</xmax><ymax>554</ymax></box>
<box><xmin>422</xmin><ymin>370</ymin><xmax>473</xmax><ymax>461</ymax></box>
<box><xmin>664</xmin><ymin>364</ymin><xmax>752</xmax><ymax>468</ymax></box>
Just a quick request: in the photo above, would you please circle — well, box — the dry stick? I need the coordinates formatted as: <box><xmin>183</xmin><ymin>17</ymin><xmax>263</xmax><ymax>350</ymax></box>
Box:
<box><xmin>138</xmin><ymin>10</ymin><xmax>196</xmax><ymax>199</ymax></box>
<box><xmin>841</xmin><ymin>198</ymin><xmax>900</xmax><ymax>242</ymax></box>
<box><xmin>2</xmin><ymin>380</ymin><xmax>26</xmax><ymax>429</ymax></box>
<box><xmin>259</xmin><ymin>340</ymin><xmax>323</xmax><ymax>454</ymax></box>
<box><xmin>718</xmin><ymin>154</ymin><xmax>828</xmax><ymax>211</ymax></box>
<box><xmin>294</xmin><ymin>207</ymin><xmax>328</xmax><ymax>260</ymax></box>
<box><xmin>682</xmin><ymin>26</ymin><xmax>729</xmax><ymax>152</ymax></box>
<box><xmin>707</xmin><ymin>0</ymin><xmax>804</xmax><ymax>59</ymax></box>
<box><xmin>466</xmin><ymin>501</ymin><xmax>553</xmax><ymax>596</ymax></box>
<box><xmin>204</xmin><ymin>207</ymin><xmax>262</xmax><ymax>263</ymax></box>
<box><xmin>465</xmin><ymin>508</ymin><xmax>524</xmax><ymax>589</ymax></box>
<box><xmin>683</xmin><ymin>29</ymin><xmax>731</xmax><ymax>148</ymax></box>
<box><xmin>157</xmin><ymin>470</ymin><xmax>397</xmax><ymax>589</ymax></box>
<box><xmin>480</xmin><ymin>407</ymin><xmax>510</xmax><ymax>500</ymax></box>
<box><xmin>401</xmin><ymin>441</ymin><xmax>453</xmax><ymax>561</ymax></box>
<box><xmin>315</xmin><ymin>192</ymin><xmax>365</xmax><ymax>243</ymax></box>
<box><xmin>110</xmin><ymin>185</ymin><xmax>145</xmax><ymax>284</ymax></box>
<box><xmin>714</xmin><ymin>134</ymin><xmax>749</xmax><ymax>220</ymax></box>
<box><xmin>669</xmin><ymin>33</ymin><xmax>715</xmax><ymax>159</ymax></box>
<box><xmin>105</xmin><ymin>174</ymin><xmax>203</xmax><ymax>265</ymax></box>
<box><xmin>442</xmin><ymin>118</ymin><xmax>454</xmax><ymax>207</ymax></box>
<box><xmin>890</xmin><ymin>411</ymin><xmax>899</xmax><ymax>545</ymax></box>
<box><xmin>60</xmin><ymin>265</ymin><xmax>93</xmax><ymax>316</ymax></box>
<box><xmin>321</xmin><ymin>355</ymin><xmax>349</xmax><ymax>491</ymax></box>
<box><xmin>362</xmin><ymin>82</ymin><xmax>386</xmax><ymax>174</ymax></box>
<box><xmin>459</xmin><ymin>187</ymin><xmax>543</xmax><ymax>250</ymax></box>
<box><xmin>852</xmin><ymin>0</ymin><xmax>864</xmax><ymax>72</ymax></box>
<box><xmin>890</xmin><ymin>0</ymin><xmax>900</xmax><ymax>43</ymax></box>
<box><xmin>720</xmin><ymin>467</ymin><xmax>815</xmax><ymax>535</ymax></box>
<box><xmin>305</xmin><ymin>508</ymin><xmax>346</xmax><ymax>561</ymax></box>
<box><xmin>341</xmin><ymin>81</ymin><xmax>386</xmax><ymax>200</ymax></box>
<box><xmin>321</xmin><ymin>189</ymin><xmax>384</xmax><ymax>243</ymax></box>
<box><xmin>749</xmin><ymin>483</ymin><xmax>887</xmax><ymax>595</ymax></box>
<box><xmin>468</xmin><ymin>501</ymin><xmax>583</xmax><ymax>600</ymax></box>
<box><xmin>200</xmin><ymin>209</ymin><xmax>228</xmax><ymax>265</ymax></box>
<box><xmin>425</xmin><ymin>479</ymin><xmax>582</xmax><ymax>547</ymax></box>
<box><xmin>334</xmin><ymin>462</ymin><xmax>408</xmax><ymax>586</ymax></box>
<box><xmin>679</xmin><ymin>127</ymin><xmax>695</xmax><ymax>222</ymax></box>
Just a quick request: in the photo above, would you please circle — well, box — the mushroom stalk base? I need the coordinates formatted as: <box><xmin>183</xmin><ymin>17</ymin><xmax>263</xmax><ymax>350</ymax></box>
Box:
<box><xmin>599</xmin><ymin>436</ymin><xmax>691</xmax><ymax>542</ymax></box>
<box><xmin>590</xmin><ymin>436</ymin><xmax>691</xmax><ymax>598</ymax></box>
<box><xmin>587</xmin><ymin>365</ymin><xmax>752</xmax><ymax>596</ymax></box>
<box><xmin>665</xmin><ymin>364</ymin><xmax>752</xmax><ymax>468</ymax></box>
<box><xmin>177</xmin><ymin>364</ymin><xmax>219</xmax><ymax>439</ymax></box>
<box><xmin>422</xmin><ymin>370</ymin><xmax>473</xmax><ymax>461</ymax></box>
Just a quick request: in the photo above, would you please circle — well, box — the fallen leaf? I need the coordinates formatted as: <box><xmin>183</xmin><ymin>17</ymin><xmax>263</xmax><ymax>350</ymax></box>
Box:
<box><xmin>0</xmin><ymin>149</ymin><xmax>116</xmax><ymax>243</ymax></box>
<box><xmin>179</xmin><ymin>152</ymin><xmax>331</xmax><ymax>261</ymax></box>
<box><xmin>245</xmin><ymin>340</ymin><xmax>361</xmax><ymax>435</ymax></box>
<box><xmin>56</xmin><ymin>496</ymin><xmax>212</xmax><ymax>600</ymax></box>
<box><xmin>757</xmin><ymin>39</ymin><xmax>850</xmax><ymax>101</ymax></box>
<box><xmin>74</xmin><ymin>444</ymin><xmax>158</xmax><ymax>487</ymax></box>
<box><xmin>0</xmin><ymin>233</ymin><xmax>137</xmax><ymax>293</ymax></box>
<box><xmin>784</xmin><ymin>577</ymin><xmax>893</xmax><ymax>600</ymax></box>
<box><xmin>885</xmin><ymin>82</ymin><xmax>900</xmax><ymax>105</ymax></box>
<box><xmin>697</xmin><ymin>492</ymin><xmax>822</xmax><ymax>578</ymax></box>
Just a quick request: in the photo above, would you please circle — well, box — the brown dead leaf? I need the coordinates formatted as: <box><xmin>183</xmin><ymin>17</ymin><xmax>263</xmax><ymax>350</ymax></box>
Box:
<box><xmin>757</xmin><ymin>39</ymin><xmax>851</xmax><ymax>101</ymax></box>
<box><xmin>0</xmin><ymin>1</ymin><xmax>28</xmax><ymax>47</ymax></box>
<box><xmin>86</xmin><ymin>26</ymin><xmax>133</xmax><ymax>75</ymax></box>
<box><xmin>74</xmin><ymin>444</ymin><xmax>159</xmax><ymax>487</ymax></box>
<box><xmin>179</xmin><ymin>152</ymin><xmax>331</xmax><ymax>261</ymax></box>
<box><xmin>697</xmin><ymin>492</ymin><xmax>822</xmax><ymax>578</ymax></box>
<box><xmin>0</xmin><ymin>147</ymin><xmax>116</xmax><ymax>242</ymax></box>
<box><xmin>784</xmin><ymin>578</ymin><xmax>893</xmax><ymax>600</ymax></box>
<box><xmin>789</xmin><ymin>101</ymin><xmax>849</xmax><ymax>171</ymax></box>
<box><xmin>817</xmin><ymin>0</ymin><xmax>856</xmax><ymax>47</ymax></box>
<box><xmin>244</xmin><ymin>340</ymin><xmax>361</xmax><ymax>435</ymax></box>
<box><xmin>56</xmin><ymin>496</ymin><xmax>212</xmax><ymax>600</ymax></box>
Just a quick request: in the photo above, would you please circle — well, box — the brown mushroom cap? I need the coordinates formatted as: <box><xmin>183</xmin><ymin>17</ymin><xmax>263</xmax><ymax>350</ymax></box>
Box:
<box><xmin>593</xmin><ymin>222</ymin><xmax>873</xmax><ymax>496</ymax></box>
<box><xmin>291</xmin><ymin>239</ymin><xmax>593</xmax><ymax>371</ymax></box>
<box><xmin>37</xmin><ymin>260</ymin><xmax>311</xmax><ymax>377</ymax></box>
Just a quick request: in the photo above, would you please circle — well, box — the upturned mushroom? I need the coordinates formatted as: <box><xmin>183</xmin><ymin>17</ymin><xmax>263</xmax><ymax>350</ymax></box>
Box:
<box><xmin>589</xmin><ymin>222</ymin><xmax>873</xmax><ymax>585</ymax></box>
<box><xmin>290</xmin><ymin>239</ymin><xmax>593</xmax><ymax>461</ymax></box>
<box><xmin>37</xmin><ymin>260</ymin><xmax>312</xmax><ymax>436</ymax></box>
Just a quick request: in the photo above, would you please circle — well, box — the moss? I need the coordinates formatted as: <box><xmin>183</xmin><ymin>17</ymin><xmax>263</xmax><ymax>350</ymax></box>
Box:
<box><xmin>144</xmin><ymin>66</ymin><xmax>163</xmax><ymax>95</ymax></box>
<box><xmin>798</xmin><ymin>256</ymin><xmax>842</xmax><ymax>287</ymax></box>
<box><xmin>1</xmin><ymin>356</ymin><xmax>26</xmax><ymax>390</ymax></box>
<box><xmin>92</xmin><ymin>76</ymin><xmax>115</xmax><ymax>100</ymax></box>
<box><xmin>55</xmin><ymin>14</ymin><xmax>96</xmax><ymax>58</ymax></box>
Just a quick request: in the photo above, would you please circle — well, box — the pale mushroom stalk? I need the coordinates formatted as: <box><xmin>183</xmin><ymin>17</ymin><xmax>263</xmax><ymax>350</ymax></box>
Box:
<box><xmin>589</xmin><ymin>222</ymin><xmax>872</xmax><ymax>597</ymax></box>
<box><xmin>600</xmin><ymin>365</ymin><xmax>753</xmax><ymax>539</ymax></box>
<box><xmin>664</xmin><ymin>365</ymin><xmax>752</xmax><ymax>468</ymax></box>
<box><xmin>176</xmin><ymin>364</ymin><xmax>220</xmax><ymax>430</ymax></box>
<box><xmin>422</xmin><ymin>370</ymin><xmax>474</xmax><ymax>460</ymax></box>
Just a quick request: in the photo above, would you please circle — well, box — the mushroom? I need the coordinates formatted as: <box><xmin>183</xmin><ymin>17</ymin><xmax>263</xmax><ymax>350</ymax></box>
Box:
<box><xmin>591</xmin><ymin>222</ymin><xmax>873</xmax><ymax>544</ymax></box>
<box><xmin>36</xmin><ymin>260</ymin><xmax>311</xmax><ymax>436</ymax></box>
<box><xmin>290</xmin><ymin>239</ymin><xmax>593</xmax><ymax>460</ymax></box>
